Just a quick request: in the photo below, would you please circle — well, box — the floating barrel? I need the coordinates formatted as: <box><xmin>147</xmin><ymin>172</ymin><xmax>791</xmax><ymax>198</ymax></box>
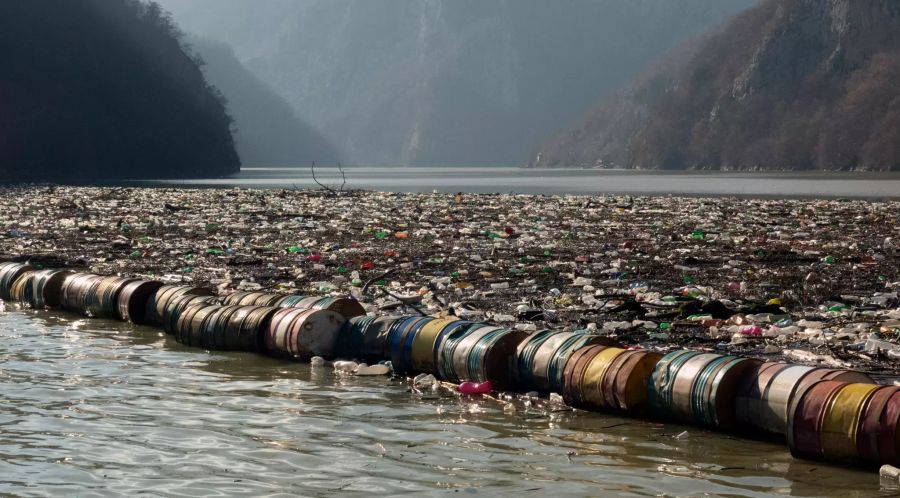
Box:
<box><xmin>546</xmin><ymin>333</ymin><xmax>615</xmax><ymax>393</ymax></box>
<box><xmin>820</xmin><ymin>383</ymin><xmax>882</xmax><ymax>462</ymax></box>
<box><xmin>445</xmin><ymin>324</ymin><xmax>501</xmax><ymax>383</ymax></box>
<box><xmin>85</xmin><ymin>276</ymin><xmax>138</xmax><ymax>318</ymax></box>
<box><xmin>361</xmin><ymin>316</ymin><xmax>403</xmax><ymax>363</ymax></box>
<box><xmin>411</xmin><ymin>318</ymin><xmax>467</xmax><ymax>375</ymax></box>
<box><xmin>161</xmin><ymin>293</ymin><xmax>219</xmax><ymax>336</ymax></box>
<box><xmin>116</xmin><ymin>280</ymin><xmax>164</xmax><ymax>324</ymax></box>
<box><xmin>517</xmin><ymin>330</ymin><xmax>614</xmax><ymax>393</ymax></box>
<box><xmin>26</xmin><ymin>269</ymin><xmax>72</xmax><ymax>309</ymax></box>
<box><xmin>146</xmin><ymin>285</ymin><xmax>215</xmax><ymax>327</ymax></box>
<box><xmin>175</xmin><ymin>302</ymin><xmax>224</xmax><ymax>347</ymax></box>
<box><xmin>280</xmin><ymin>295</ymin><xmax>366</xmax><ymax>319</ymax></box>
<box><xmin>737</xmin><ymin>364</ymin><xmax>874</xmax><ymax>437</ymax></box>
<box><xmin>336</xmin><ymin>315</ymin><xmax>373</xmax><ymax>360</ymax></box>
<box><xmin>0</xmin><ymin>262</ymin><xmax>35</xmax><ymax>301</ymax></box>
<box><xmin>9</xmin><ymin>270</ymin><xmax>36</xmax><ymax>303</ymax></box>
<box><xmin>263</xmin><ymin>308</ymin><xmax>346</xmax><ymax>360</ymax></box>
<box><xmin>562</xmin><ymin>344</ymin><xmax>610</xmax><ymax>408</ymax></box>
<box><xmin>389</xmin><ymin>316</ymin><xmax>433</xmax><ymax>376</ymax></box>
<box><xmin>222</xmin><ymin>291</ymin><xmax>284</xmax><ymax>307</ymax></box>
<box><xmin>60</xmin><ymin>273</ymin><xmax>105</xmax><ymax>315</ymax></box>
<box><xmin>648</xmin><ymin>351</ymin><xmax>760</xmax><ymax>429</ymax></box>
<box><xmin>579</xmin><ymin>347</ymin><xmax>628</xmax><ymax>410</ymax></box>
<box><xmin>789</xmin><ymin>380</ymin><xmax>851</xmax><ymax>461</ymax></box>
<box><xmin>606</xmin><ymin>349</ymin><xmax>663</xmax><ymax>414</ymax></box>
<box><xmin>274</xmin><ymin>294</ymin><xmax>307</xmax><ymax>307</ymax></box>
<box><xmin>857</xmin><ymin>386</ymin><xmax>900</xmax><ymax>465</ymax></box>
<box><xmin>436</xmin><ymin>323</ymin><xmax>490</xmax><ymax>382</ymax></box>
<box><xmin>460</xmin><ymin>327</ymin><xmax>527</xmax><ymax>391</ymax></box>
<box><xmin>205</xmin><ymin>305</ymin><xmax>280</xmax><ymax>352</ymax></box>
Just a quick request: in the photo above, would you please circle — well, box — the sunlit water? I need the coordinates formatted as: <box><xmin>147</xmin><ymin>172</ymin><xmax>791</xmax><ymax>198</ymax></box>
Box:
<box><xmin>0</xmin><ymin>309</ymin><xmax>892</xmax><ymax>497</ymax></box>
<box><xmin>144</xmin><ymin>168</ymin><xmax>900</xmax><ymax>198</ymax></box>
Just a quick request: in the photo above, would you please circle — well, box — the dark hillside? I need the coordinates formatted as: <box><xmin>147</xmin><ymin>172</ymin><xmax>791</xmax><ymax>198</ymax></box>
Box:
<box><xmin>0</xmin><ymin>0</ymin><xmax>239</xmax><ymax>182</ymax></box>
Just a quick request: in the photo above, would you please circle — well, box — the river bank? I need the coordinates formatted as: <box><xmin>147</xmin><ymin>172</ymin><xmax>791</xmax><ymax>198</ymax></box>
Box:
<box><xmin>0</xmin><ymin>186</ymin><xmax>897</xmax><ymax>376</ymax></box>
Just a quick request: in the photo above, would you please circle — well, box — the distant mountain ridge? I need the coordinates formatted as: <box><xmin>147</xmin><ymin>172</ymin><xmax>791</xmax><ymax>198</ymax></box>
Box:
<box><xmin>156</xmin><ymin>0</ymin><xmax>755</xmax><ymax>166</ymax></box>
<box><xmin>534</xmin><ymin>0</ymin><xmax>900</xmax><ymax>171</ymax></box>
<box><xmin>187</xmin><ymin>38</ymin><xmax>341</xmax><ymax>166</ymax></box>
<box><xmin>0</xmin><ymin>0</ymin><xmax>239</xmax><ymax>182</ymax></box>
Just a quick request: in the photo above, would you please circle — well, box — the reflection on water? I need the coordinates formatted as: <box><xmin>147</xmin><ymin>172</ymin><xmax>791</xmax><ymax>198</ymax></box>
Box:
<box><xmin>140</xmin><ymin>167</ymin><xmax>900</xmax><ymax>198</ymax></box>
<box><xmin>0</xmin><ymin>309</ymin><xmax>888</xmax><ymax>497</ymax></box>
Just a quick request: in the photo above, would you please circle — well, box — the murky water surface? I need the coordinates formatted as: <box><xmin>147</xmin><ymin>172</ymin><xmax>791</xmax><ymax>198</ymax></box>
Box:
<box><xmin>0</xmin><ymin>309</ymin><xmax>892</xmax><ymax>497</ymax></box>
<box><xmin>145</xmin><ymin>168</ymin><xmax>900</xmax><ymax>198</ymax></box>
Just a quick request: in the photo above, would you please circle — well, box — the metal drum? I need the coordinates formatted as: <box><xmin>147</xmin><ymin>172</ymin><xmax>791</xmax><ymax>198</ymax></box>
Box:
<box><xmin>411</xmin><ymin>319</ymin><xmax>462</xmax><ymax>374</ymax></box>
<box><xmin>607</xmin><ymin>350</ymin><xmax>663</xmax><ymax>414</ymax></box>
<box><xmin>218</xmin><ymin>306</ymin><xmax>279</xmax><ymax>352</ymax></box>
<box><xmin>789</xmin><ymin>380</ymin><xmax>848</xmax><ymax>461</ymax></box>
<box><xmin>60</xmin><ymin>273</ymin><xmax>104</xmax><ymax>315</ymax></box>
<box><xmin>336</xmin><ymin>315</ymin><xmax>374</xmax><ymax>360</ymax></box>
<box><xmin>0</xmin><ymin>262</ymin><xmax>34</xmax><ymax>301</ymax></box>
<box><xmin>116</xmin><ymin>280</ymin><xmax>164</xmax><ymax>324</ymax></box>
<box><xmin>275</xmin><ymin>294</ymin><xmax>307</xmax><ymax>307</ymax></box>
<box><xmin>763</xmin><ymin>366</ymin><xmax>874</xmax><ymax>437</ymax></box>
<box><xmin>146</xmin><ymin>285</ymin><xmax>215</xmax><ymax>327</ymax></box>
<box><xmin>26</xmin><ymin>269</ymin><xmax>72</xmax><ymax>309</ymax></box>
<box><xmin>648</xmin><ymin>350</ymin><xmax>702</xmax><ymax>417</ymax></box>
<box><xmin>463</xmin><ymin>327</ymin><xmax>528</xmax><ymax>391</ymax></box>
<box><xmin>562</xmin><ymin>344</ymin><xmax>610</xmax><ymax>408</ymax></box>
<box><xmin>162</xmin><ymin>294</ymin><xmax>218</xmax><ymax>336</ymax></box>
<box><xmin>545</xmin><ymin>333</ymin><xmax>616</xmax><ymax>394</ymax></box>
<box><xmin>9</xmin><ymin>270</ymin><xmax>36</xmax><ymax>303</ymax></box>
<box><xmin>820</xmin><ymin>383</ymin><xmax>881</xmax><ymax>462</ymax></box>
<box><xmin>390</xmin><ymin>317</ymin><xmax>432</xmax><ymax>376</ymax></box>
<box><xmin>857</xmin><ymin>386</ymin><xmax>900</xmax><ymax>465</ymax></box>
<box><xmin>580</xmin><ymin>347</ymin><xmax>629</xmax><ymax>410</ymax></box>
<box><xmin>437</xmin><ymin>323</ymin><xmax>490</xmax><ymax>382</ymax></box>
<box><xmin>515</xmin><ymin>330</ymin><xmax>559</xmax><ymax>392</ymax></box>
<box><xmin>362</xmin><ymin>316</ymin><xmax>404</xmax><ymax>363</ymax></box>
<box><xmin>735</xmin><ymin>362</ymin><xmax>792</xmax><ymax>434</ymax></box>
<box><xmin>263</xmin><ymin>308</ymin><xmax>346</xmax><ymax>360</ymax></box>
<box><xmin>87</xmin><ymin>276</ymin><xmax>137</xmax><ymax>318</ymax></box>
<box><xmin>452</xmin><ymin>325</ymin><xmax>507</xmax><ymax>383</ymax></box>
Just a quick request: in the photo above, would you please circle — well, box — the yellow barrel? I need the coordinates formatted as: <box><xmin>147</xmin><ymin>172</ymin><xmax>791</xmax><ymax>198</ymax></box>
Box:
<box><xmin>821</xmin><ymin>383</ymin><xmax>880</xmax><ymax>460</ymax></box>
<box><xmin>410</xmin><ymin>318</ymin><xmax>456</xmax><ymax>374</ymax></box>
<box><xmin>580</xmin><ymin>347</ymin><xmax>626</xmax><ymax>409</ymax></box>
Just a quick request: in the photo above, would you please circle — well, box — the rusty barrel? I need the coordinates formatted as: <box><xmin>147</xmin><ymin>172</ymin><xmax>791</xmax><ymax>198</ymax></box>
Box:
<box><xmin>60</xmin><ymin>273</ymin><xmax>104</xmax><ymax>315</ymax></box>
<box><xmin>0</xmin><ymin>262</ymin><xmax>35</xmax><ymax>301</ymax></box>
<box><xmin>9</xmin><ymin>269</ymin><xmax>36</xmax><ymax>304</ymax></box>
<box><xmin>116</xmin><ymin>280</ymin><xmax>164</xmax><ymax>324</ymax></box>
<box><xmin>263</xmin><ymin>308</ymin><xmax>346</xmax><ymax>360</ymax></box>
<box><xmin>26</xmin><ymin>269</ymin><xmax>72</xmax><ymax>309</ymax></box>
<box><xmin>740</xmin><ymin>364</ymin><xmax>874</xmax><ymax>437</ymax></box>
<box><xmin>562</xmin><ymin>344</ymin><xmax>611</xmax><ymax>408</ymax></box>
<box><xmin>145</xmin><ymin>284</ymin><xmax>215</xmax><ymax>327</ymax></box>
<box><xmin>462</xmin><ymin>326</ymin><xmax>528</xmax><ymax>391</ymax></box>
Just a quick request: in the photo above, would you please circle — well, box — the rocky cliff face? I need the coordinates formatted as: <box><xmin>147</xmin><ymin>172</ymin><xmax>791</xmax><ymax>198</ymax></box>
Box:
<box><xmin>157</xmin><ymin>0</ymin><xmax>754</xmax><ymax>166</ymax></box>
<box><xmin>535</xmin><ymin>0</ymin><xmax>900</xmax><ymax>171</ymax></box>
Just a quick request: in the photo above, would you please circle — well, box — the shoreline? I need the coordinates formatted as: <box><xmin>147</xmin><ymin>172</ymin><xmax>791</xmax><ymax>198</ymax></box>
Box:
<box><xmin>0</xmin><ymin>186</ymin><xmax>897</xmax><ymax>376</ymax></box>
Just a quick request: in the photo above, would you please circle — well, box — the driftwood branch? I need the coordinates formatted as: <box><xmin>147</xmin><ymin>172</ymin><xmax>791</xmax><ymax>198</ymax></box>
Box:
<box><xmin>310</xmin><ymin>161</ymin><xmax>337</xmax><ymax>196</ymax></box>
<box><xmin>337</xmin><ymin>162</ymin><xmax>347</xmax><ymax>193</ymax></box>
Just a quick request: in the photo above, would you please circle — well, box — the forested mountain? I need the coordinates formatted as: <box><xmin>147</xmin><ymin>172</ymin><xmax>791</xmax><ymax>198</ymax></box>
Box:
<box><xmin>187</xmin><ymin>39</ymin><xmax>341</xmax><ymax>166</ymax></box>
<box><xmin>0</xmin><ymin>0</ymin><xmax>239</xmax><ymax>182</ymax></box>
<box><xmin>535</xmin><ymin>0</ymin><xmax>900</xmax><ymax>171</ymax></box>
<box><xmin>156</xmin><ymin>0</ymin><xmax>755</xmax><ymax>166</ymax></box>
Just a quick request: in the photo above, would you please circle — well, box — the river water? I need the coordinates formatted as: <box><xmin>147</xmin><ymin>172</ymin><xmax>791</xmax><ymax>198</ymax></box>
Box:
<box><xmin>146</xmin><ymin>168</ymin><xmax>900</xmax><ymax>198</ymax></box>
<box><xmin>0</xmin><ymin>308</ymin><xmax>891</xmax><ymax>497</ymax></box>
